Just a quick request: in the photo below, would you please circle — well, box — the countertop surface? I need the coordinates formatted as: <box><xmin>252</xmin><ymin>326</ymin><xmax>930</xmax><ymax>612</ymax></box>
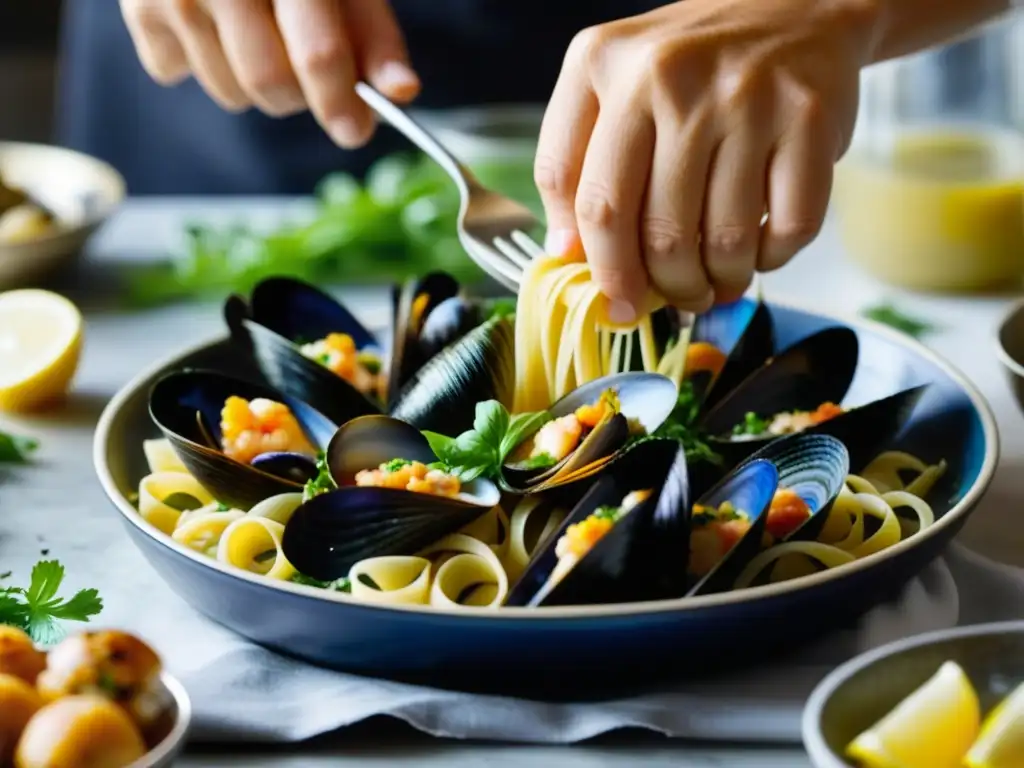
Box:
<box><xmin>2</xmin><ymin>197</ymin><xmax>1023</xmax><ymax>767</ymax></box>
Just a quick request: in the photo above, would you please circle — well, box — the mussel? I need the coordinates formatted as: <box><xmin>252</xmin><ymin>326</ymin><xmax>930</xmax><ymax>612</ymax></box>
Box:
<box><xmin>148</xmin><ymin>369</ymin><xmax>337</xmax><ymax>509</ymax></box>
<box><xmin>417</xmin><ymin>296</ymin><xmax>487</xmax><ymax>362</ymax></box>
<box><xmin>225</xmin><ymin>277</ymin><xmax>384</xmax><ymax>425</ymax></box>
<box><xmin>500</xmin><ymin>372</ymin><xmax>678</xmax><ymax>495</ymax></box>
<box><xmin>386</xmin><ymin>272</ymin><xmax>462</xmax><ymax>405</ymax></box>
<box><xmin>390</xmin><ymin>315</ymin><xmax>516</xmax><ymax>436</ymax></box>
<box><xmin>698</xmin><ymin>326</ymin><xmax>860</xmax><ymax>468</ymax></box>
<box><xmin>504</xmin><ymin>438</ymin><xmax>692</xmax><ymax>607</ymax></box>
<box><xmin>281</xmin><ymin>415</ymin><xmax>501</xmax><ymax>581</ymax></box>
<box><xmin>692</xmin><ymin>299</ymin><xmax>775</xmax><ymax>411</ymax></box>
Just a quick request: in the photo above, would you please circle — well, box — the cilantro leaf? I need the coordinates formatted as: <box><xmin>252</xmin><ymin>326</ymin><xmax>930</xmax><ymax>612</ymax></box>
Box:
<box><xmin>0</xmin><ymin>561</ymin><xmax>103</xmax><ymax>645</ymax></box>
<box><xmin>0</xmin><ymin>431</ymin><xmax>39</xmax><ymax>463</ymax></box>
<box><xmin>26</xmin><ymin>560</ymin><xmax>65</xmax><ymax>605</ymax></box>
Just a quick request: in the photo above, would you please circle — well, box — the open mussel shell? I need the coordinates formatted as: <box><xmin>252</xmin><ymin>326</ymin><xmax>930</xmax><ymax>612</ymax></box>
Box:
<box><xmin>250</xmin><ymin>452</ymin><xmax>319</xmax><ymax>485</ymax></box>
<box><xmin>695</xmin><ymin>299</ymin><xmax>775</xmax><ymax>412</ymax></box>
<box><xmin>505</xmin><ymin>438</ymin><xmax>691</xmax><ymax>607</ymax></box>
<box><xmin>227</xmin><ymin>277</ymin><xmax>382</xmax><ymax>425</ymax></box>
<box><xmin>386</xmin><ymin>272</ymin><xmax>462</xmax><ymax>406</ymax></box>
<box><xmin>686</xmin><ymin>458</ymin><xmax>781</xmax><ymax>596</ymax></box>
<box><xmin>699</xmin><ymin>326</ymin><xmax>860</xmax><ymax>468</ymax></box>
<box><xmin>418</xmin><ymin>296</ymin><xmax>486</xmax><ymax>362</ymax></box>
<box><xmin>389</xmin><ymin>315</ymin><xmax>515</xmax><ymax>436</ymax></box>
<box><xmin>743</xmin><ymin>433</ymin><xmax>849</xmax><ymax>543</ymax></box>
<box><xmin>280</xmin><ymin>415</ymin><xmax>500</xmax><ymax>581</ymax></box>
<box><xmin>148</xmin><ymin>369</ymin><xmax>336</xmax><ymax>509</ymax></box>
<box><xmin>502</xmin><ymin>372</ymin><xmax>679</xmax><ymax>494</ymax></box>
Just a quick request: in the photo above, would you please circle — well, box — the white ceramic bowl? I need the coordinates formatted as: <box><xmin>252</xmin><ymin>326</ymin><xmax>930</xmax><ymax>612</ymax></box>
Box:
<box><xmin>0</xmin><ymin>141</ymin><xmax>125</xmax><ymax>288</ymax></box>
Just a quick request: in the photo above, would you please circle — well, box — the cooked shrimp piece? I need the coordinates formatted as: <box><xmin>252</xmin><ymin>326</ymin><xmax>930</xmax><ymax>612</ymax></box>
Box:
<box><xmin>220</xmin><ymin>396</ymin><xmax>315</xmax><ymax>464</ymax></box>
<box><xmin>355</xmin><ymin>459</ymin><xmax>461</xmax><ymax>498</ymax></box>
<box><xmin>530</xmin><ymin>415</ymin><xmax>583</xmax><ymax>461</ymax></box>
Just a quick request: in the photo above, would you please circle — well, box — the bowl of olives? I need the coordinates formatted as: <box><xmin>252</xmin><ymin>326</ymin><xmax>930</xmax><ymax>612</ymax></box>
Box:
<box><xmin>0</xmin><ymin>626</ymin><xmax>191</xmax><ymax>768</ymax></box>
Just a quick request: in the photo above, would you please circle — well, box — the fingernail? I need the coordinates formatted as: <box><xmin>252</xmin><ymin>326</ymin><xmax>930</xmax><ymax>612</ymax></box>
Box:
<box><xmin>329</xmin><ymin>117</ymin><xmax>367</xmax><ymax>148</ymax></box>
<box><xmin>376</xmin><ymin>61</ymin><xmax>420</xmax><ymax>99</ymax></box>
<box><xmin>544</xmin><ymin>229</ymin><xmax>576</xmax><ymax>256</ymax></box>
<box><xmin>607</xmin><ymin>299</ymin><xmax>637</xmax><ymax>324</ymax></box>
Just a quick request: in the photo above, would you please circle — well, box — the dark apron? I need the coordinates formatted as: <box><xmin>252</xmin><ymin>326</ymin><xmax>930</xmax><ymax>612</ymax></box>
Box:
<box><xmin>57</xmin><ymin>0</ymin><xmax>666</xmax><ymax>195</ymax></box>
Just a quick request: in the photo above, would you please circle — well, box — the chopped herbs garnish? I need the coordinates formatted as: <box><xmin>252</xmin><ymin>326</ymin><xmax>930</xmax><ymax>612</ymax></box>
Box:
<box><xmin>861</xmin><ymin>301</ymin><xmax>935</xmax><ymax>339</ymax></box>
<box><xmin>291</xmin><ymin>573</ymin><xmax>351</xmax><ymax>592</ymax></box>
<box><xmin>423</xmin><ymin>401</ymin><xmax>552</xmax><ymax>482</ymax></box>
<box><xmin>215</xmin><ymin>502</ymin><xmax>231</xmax><ymax>512</ymax></box>
<box><xmin>733</xmin><ymin>412</ymin><xmax>771</xmax><ymax>437</ymax></box>
<box><xmin>517</xmin><ymin>452</ymin><xmax>558</xmax><ymax>471</ymax></box>
<box><xmin>318</xmin><ymin>354</ymin><xmax>331</xmax><ymax>364</ymax></box>
<box><xmin>692</xmin><ymin>502</ymin><xmax>744</xmax><ymax>527</ymax></box>
<box><xmin>0</xmin><ymin>430</ymin><xmax>39</xmax><ymax>463</ymax></box>
<box><xmin>161</xmin><ymin>492</ymin><xmax>205</xmax><ymax>512</ymax></box>
<box><xmin>593</xmin><ymin>505</ymin><xmax>623</xmax><ymax>522</ymax></box>
<box><xmin>0</xmin><ymin>560</ymin><xmax>103</xmax><ymax>645</ymax></box>
<box><xmin>639</xmin><ymin>381</ymin><xmax>721</xmax><ymax>466</ymax></box>
<box><xmin>382</xmin><ymin>458</ymin><xmax>412</xmax><ymax>473</ymax></box>
<box><xmin>303</xmin><ymin>452</ymin><xmax>335</xmax><ymax>501</ymax></box>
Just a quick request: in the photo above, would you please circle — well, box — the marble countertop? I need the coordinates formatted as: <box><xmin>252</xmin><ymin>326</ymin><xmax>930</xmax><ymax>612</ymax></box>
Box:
<box><xmin>1</xmin><ymin>197</ymin><xmax>1022</xmax><ymax>768</ymax></box>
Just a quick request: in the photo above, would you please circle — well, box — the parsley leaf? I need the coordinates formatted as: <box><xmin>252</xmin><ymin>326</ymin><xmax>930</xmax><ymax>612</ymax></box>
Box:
<box><xmin>732</xmin><ymin>412</ymin><xmax>771</xmax><ymax>437</ymax></box>
<box><xmin>0</xmin><ymin>431</ymin><xmax>39</xmax><ymax>463</ymax></box>
<box><xmin>641</xmin><ymin>380</ymin><xmax>722</xmax><ymax>466</ymax></box>
<box><xmin>291</xmin><ymin>573</ymin><xmax>351</xmax><ymax>592</ymax></box>
<box><xmin>0</xmin><ymin>561</ymin><xmax>103</xmax><ymax>645</ymax></box>
<box><xmin>861</xmin><ymin>301</ymin><xmax>935</xmax><ymax>339</ymax></box>
<box><xmin>302</xmin><ymin>452</ymin><xmax>335</xmax><ymax>501</ymax></box>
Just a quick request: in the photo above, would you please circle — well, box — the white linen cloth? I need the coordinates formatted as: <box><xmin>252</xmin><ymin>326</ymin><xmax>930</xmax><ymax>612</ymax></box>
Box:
<box><xmin>175</xmin><ymin>543</ymin><xmax>1020</xmax><ymax>744</ymax></box>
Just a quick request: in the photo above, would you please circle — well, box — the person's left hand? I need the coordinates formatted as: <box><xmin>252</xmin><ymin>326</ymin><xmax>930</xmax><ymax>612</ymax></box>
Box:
<box><xmin>534</xmin><ymin>0</ymin><xmax>879</xmax><ymax>322</ymax></box>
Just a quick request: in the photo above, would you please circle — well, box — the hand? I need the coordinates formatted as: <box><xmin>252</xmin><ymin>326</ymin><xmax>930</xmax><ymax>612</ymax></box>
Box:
<box><xmin>534</xmin><ymin>0</ymin><xmax>880</xmax><ymax>321</ymax></box>
<box><xmin>120</xmin><ymin>0</ymin><xmax>419</xmax><ymax>147</ymax></box>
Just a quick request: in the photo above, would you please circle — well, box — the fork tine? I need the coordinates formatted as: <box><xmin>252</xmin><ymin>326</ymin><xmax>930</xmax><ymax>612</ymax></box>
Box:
<box><xmin>492</xmin><ymin>237</ymin><xmax>533</xmax><ymax>270</ymax></box>
<box><xmin>512</xmin><ymin>230</ymin><xmax>546</xmax><ymax>259</ymax></box>
<box><xmin>461</xmin><ymin>238</ymin><xmax>522</xmax><ymax>292</ymax></box>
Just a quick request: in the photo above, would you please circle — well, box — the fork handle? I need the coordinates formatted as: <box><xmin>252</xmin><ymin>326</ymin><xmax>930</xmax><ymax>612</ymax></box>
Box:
<box><xmin>355</xmin><ymin>82</ymin><xmax>476</xmax><ymax>197</ymax></box>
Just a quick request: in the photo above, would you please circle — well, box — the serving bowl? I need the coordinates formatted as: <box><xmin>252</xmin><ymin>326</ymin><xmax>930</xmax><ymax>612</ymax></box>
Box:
<box><xmin>802</xmin><ymin>620</ymin><xmax>1024</xmax><ymax>767</ymax></box>
<box><xmin>0</xmin><ymin>142</ymin><xmax>125</xmax><ymax>289</ymax></box>
<box><xmin>94</xmin><ymin>298</ymin><xmax>997</xmax><ymax>696</ymax></box>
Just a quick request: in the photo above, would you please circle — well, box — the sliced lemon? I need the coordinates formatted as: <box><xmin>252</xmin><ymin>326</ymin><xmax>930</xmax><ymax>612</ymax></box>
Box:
<box><xmin>846</xmin><ymin>661</ymin><xmax>980</xmax><ymax>768</ymax></box>
<box><xmin>0</xmin><ymin>289</ymin><xmax>83</xmax><ymax>412</ymax></box>
<box><xmin>965</xmin><ymin>680</ymin><xmax>1024</xmax><ymax>767</ymax></box>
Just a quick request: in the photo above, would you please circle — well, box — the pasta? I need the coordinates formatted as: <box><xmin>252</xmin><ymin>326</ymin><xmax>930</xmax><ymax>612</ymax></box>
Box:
<box><xmin>734</xmin><ymin>451</ymin><xmax>946</xmax><ymax>589</ymax></box>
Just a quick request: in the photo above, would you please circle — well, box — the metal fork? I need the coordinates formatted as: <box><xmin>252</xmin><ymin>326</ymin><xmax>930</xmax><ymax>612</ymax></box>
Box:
<box><xmin>356</xmin><ymin>82</ymin><xmax>542</xmax><ymax>292</ymax></box>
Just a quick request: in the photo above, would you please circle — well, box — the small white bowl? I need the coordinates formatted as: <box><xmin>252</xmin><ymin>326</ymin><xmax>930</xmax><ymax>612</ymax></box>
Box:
<box><xmin>0</xmin><ymin>141</ymin><xmax>125</xmax><ymax>289</ymax></box>
<box><xmin>133</xmin><ymin>672</ymin><xmax>192</xmax><ymax>768</ymax></box>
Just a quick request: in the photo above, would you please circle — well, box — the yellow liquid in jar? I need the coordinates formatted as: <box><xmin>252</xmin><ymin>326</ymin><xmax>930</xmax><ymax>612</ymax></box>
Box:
<box><xmin>832</xmin><ymin>126</ymin><xmax>1024</xmax><ymax>291</ymax></box>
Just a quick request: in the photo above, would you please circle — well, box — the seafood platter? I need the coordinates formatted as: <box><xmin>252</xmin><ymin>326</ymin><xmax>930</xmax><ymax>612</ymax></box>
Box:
<box><xmin>94</xmin><ymin>269</ymin><xmax>996</xmax><ymax>694</ymax></box>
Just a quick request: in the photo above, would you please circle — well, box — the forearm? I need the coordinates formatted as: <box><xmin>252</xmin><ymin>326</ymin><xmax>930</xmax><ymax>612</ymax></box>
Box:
<box><xmin>868</xmin><ymin>0</ymin><xmax>1012</xmax><ymax>63</ymax></box>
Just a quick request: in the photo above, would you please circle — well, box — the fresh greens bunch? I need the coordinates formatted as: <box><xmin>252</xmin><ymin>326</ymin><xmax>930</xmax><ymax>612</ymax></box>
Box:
<box><xmin>0</xmin><ymin>430</ymin><xmax>38</xmax><ymax>463</ymax></box>
<box><xmin>0</xmin><ymin>561</ymin><xmax>103</xmax><ymax>645</ymax></box>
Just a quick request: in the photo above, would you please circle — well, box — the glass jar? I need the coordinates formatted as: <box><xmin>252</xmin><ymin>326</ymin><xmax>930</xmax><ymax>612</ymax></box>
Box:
<box><xmin>832</xmin><ymin>15</ymin><xmax>1024</xmax><ymax>292</ymax></box>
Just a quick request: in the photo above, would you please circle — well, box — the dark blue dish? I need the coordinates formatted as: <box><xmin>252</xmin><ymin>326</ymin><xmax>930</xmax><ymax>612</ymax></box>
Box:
<box><xmin>94</xmin><ymin>299</ymin><xmax>998</xmax><ymax>697</ymax></box>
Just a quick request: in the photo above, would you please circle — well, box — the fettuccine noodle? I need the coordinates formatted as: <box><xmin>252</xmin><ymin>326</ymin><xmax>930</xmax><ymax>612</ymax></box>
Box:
<box><xmin>734</xmin><ymin>451</ymin><xmax>945</xmax><ymax>589</ymax></box>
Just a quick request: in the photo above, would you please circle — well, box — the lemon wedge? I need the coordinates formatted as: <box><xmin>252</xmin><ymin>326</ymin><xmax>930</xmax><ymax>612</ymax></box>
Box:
<box><xmin>846</xmin><ymin>661</ymin><xmax>980</xmax><ymax>768</ymax></box>
<box><xmin>0</xmin><ymin>289</ymin><xmax>83</xmax><ymax>412</ymax></box>
<box><xmin>965</xmin><ymin>681</ymin><xmax>1024</xmax><ymax>767</ymax></box>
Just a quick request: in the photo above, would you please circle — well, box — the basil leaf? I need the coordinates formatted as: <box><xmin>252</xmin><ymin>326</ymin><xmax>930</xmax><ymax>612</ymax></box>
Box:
<box><xmin>422</xmin><ymin>431</ymin><xmax>457</xmax><ymax>464</ymax></box>
<box><xmin>473</xmin><ymin>401</ymin><xmax>510</xmax><ymax>452</ymax></box>
<box><xmin>500</xmin><ymin>411</ymin><xmax>552</xmax><ymax>460</ymax></box>
<box><xmin>451</xmin><ymin>430</ymin><xmax>495</xmax><ymax>466</ymax></box>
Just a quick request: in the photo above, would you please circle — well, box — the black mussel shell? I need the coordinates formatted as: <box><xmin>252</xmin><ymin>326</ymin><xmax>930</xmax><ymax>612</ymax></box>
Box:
<box><xmin>699</xmin><ymin>326</ymin><xmax>859</xmax><ymax>467</ymax></box>
<box><xmin>281</xmin><ymin>414</ymin><xmax>500</xmax><ymax>581</ymax></box>
<box><xmin>418</xmin><ymin>296</ymin><xmax>486</xmax><ymax>362</ymax></box>
<box><xmin>505</xmin><ymin>438</ymin><xmax>691</xmax><ymax>607</ymax></box>
<box><xmin>801</xmin><ymin>385</ymin><xmax>928</xmax><ymax>473</ymax></box>
<box><xmin>148</xmin><ymin>369</ymin><xmax>336</xmax><ymax>509</ymax></box>
<box><xmin>686</xmin><ymin>458</ymin><xmax>781</xmax><ymax>596</ymax></box>
<box><xmin>502</xmin><ymin>372</ymin><xmax>679</xmax><ymax>494</ymax></box>
<box><xmin>389</xmin><ymin>315</ymin><xmax>515</xmax><ymax>436</ymax></box>
<box><xmin>227</xmin><ymin>277</ymin><xmax>382</xmax><ymax>425</ymax></box>
<box><xmin>697</xmin><ymin>300</ymin><xmax>775</xmax><ymax>412</ymax></box>
<box><xmin>386</xmin><ymin>272</ymin><xmax>461</xmax><ymax>406</ymax></box>
<box><xmin>744</xmin><ymin>433</ymin><xmax>849</xmax><ymax>543</ymax></box>
<box><xmin>250</xmin><ymin>452</ymin><xmax>319</xmax><ymax>485</ymax></box>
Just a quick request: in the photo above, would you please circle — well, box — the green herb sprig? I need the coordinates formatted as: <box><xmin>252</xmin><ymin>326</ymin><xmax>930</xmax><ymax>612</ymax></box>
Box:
<box><xmin>291</xmin><ymin>572</ymin><xmax>352</xmax><ymax>592</ymax></box>
<box><xmin>0</xmin><ymin>430</ymin><xmax>38</xmax><ymax>463</ymax></box>
<box><xmin>302</xmin><ymin>452</ymin><xmax>336</xmax><ymax>501</ymax></box>
<box><xmin>639</xmin><ymin>381</ymin><xmax>721</xmax><ymax>466</ymax></box>
<box><xmin>0</xmin><ymin>561</ymin><xmax>103</xmax><ymax>645</ymax></box>
<box><xmin>861</xmin><ymin>301</ymin><xmax>935</xmax><ymax>339</ymax></box>
<box><xmin>423</xmin><ymin>401</ymin><xmax>552</xmax><ymax>482</ymax></box>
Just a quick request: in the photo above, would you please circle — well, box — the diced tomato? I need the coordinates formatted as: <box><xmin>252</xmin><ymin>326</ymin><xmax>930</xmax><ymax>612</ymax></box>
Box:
<box><xmin>810</xmin><ymin>401</ymin><xmax>844</xmax><ymax>425</ymax></box>
<box><xmin>765</xmin><ymin>489</ymin><xmax>812</xmax><ymax>540</ymax></box>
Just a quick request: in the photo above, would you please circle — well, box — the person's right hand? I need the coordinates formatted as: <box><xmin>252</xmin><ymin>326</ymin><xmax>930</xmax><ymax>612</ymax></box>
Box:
<box><xmin>120</xmin><ymin>0</ymin><xmax>419</xmax><ymax>147</ymax></box>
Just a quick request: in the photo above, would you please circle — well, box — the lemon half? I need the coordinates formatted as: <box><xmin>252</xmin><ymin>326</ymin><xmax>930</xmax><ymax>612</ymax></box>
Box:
<box><xmin>846</xmin><ymin>660</ymin><xmax>980</xmax><ymax>768</ymax></box>
<box><xmin>965</xmin><ymin>680</ymin><xmax>1024</xmax><ymax>768</ymax></box>
<box><xmin>0</xmin><ymin>289</ymin><xmax>83</xmax><ymax>412</ymax></box>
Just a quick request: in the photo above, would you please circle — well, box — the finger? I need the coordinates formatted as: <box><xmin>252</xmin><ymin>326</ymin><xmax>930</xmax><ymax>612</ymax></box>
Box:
<box><xmin>121</xmin><ymin>0</ymin><xmax>190</xmax><ymax>85</ymax></box>
<box><xmin>760</xmin><ymin>118</ymin><xmax>833</xmax><ymax>272</ymax></box>
<box><xmin>166</xmin><ymin>0</ymin><xmax>249</xmax><ymax>111</ymax></box>
<box><xmin>275</xmin><ymin>0</ymin><xmax>374</xmax><ymax>148</ymax></box>
<box><xmin>641</xmin><ymin>117</ymin><xmax>715</xmax><ymax>313</ymax></box>
<box><xmin>534</xmin><ymin>28</ymin><xmax>600</xmax><ymax>257</ymax></box>
<box><xmin>205</xmin><ymin>0</ymin><xmax>304</xmax><ymax>116</ymax></box>
<box><xmin>575</xmin><ymin>103</ymin><xmax>656</xmax><ymax>323</ymax></box>
<box><xmin>701</xmin><ymin>130</ymin><xmax>770</xmax><ymax>302</ymax></box>
<box><xmin>345</xmin><ymin>0</ymin><xmax>420</xmax><ymax>103</ymax></box>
